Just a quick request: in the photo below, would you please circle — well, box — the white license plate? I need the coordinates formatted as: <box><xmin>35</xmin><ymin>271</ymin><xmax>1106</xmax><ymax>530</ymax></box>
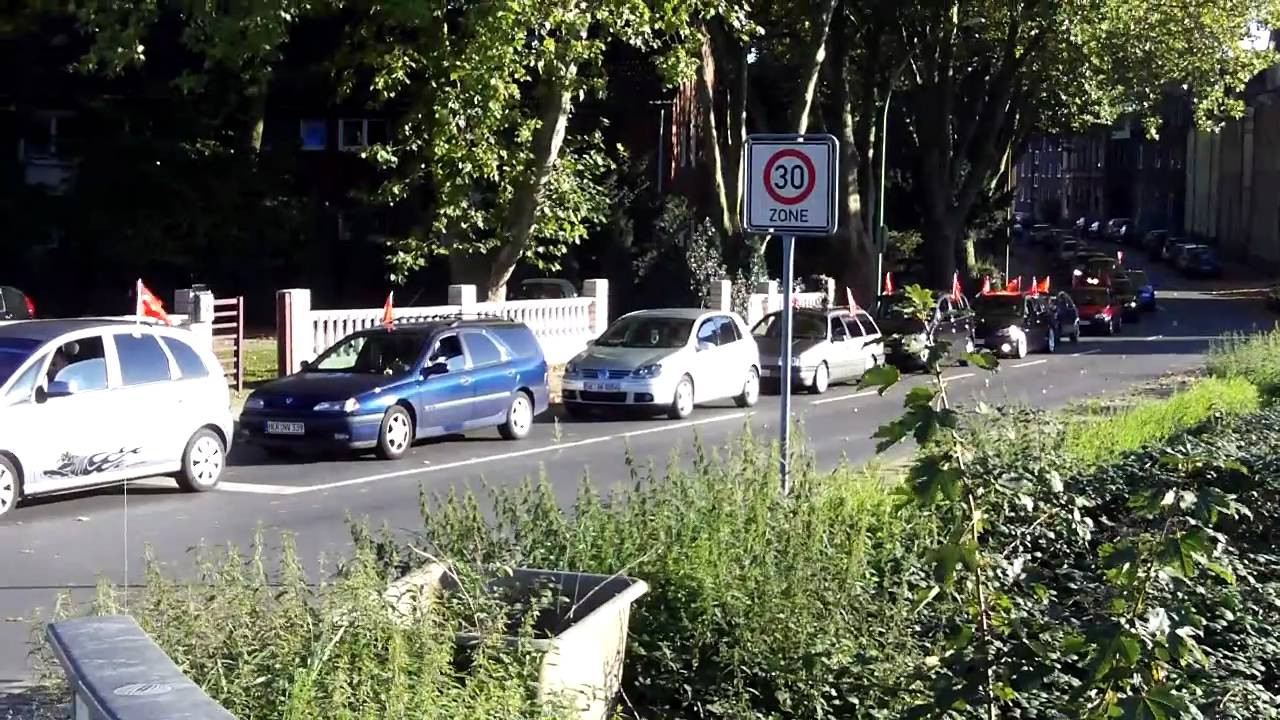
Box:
<box><xmin>266</xmin><ymin>421</ymin><xmax>305</xmax><ymax>435</ymax></box>
<box><xmin>584</xmin><ymin>382</ymin><xmax>622</xmax><ymax>392</ymax></box>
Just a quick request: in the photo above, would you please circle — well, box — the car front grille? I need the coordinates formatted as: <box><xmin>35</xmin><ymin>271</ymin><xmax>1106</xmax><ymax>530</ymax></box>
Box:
<box><xmin>581</xmin><ymin>369</ymin><xmax>630</xmax><ymax>380</ymax></box>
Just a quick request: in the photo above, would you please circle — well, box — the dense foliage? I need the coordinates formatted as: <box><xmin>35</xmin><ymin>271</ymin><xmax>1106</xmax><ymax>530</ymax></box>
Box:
<box><xmin>1208</xmin><ymin>330</ymin><xmax>1280</xmax><ymax>398</ymax></box>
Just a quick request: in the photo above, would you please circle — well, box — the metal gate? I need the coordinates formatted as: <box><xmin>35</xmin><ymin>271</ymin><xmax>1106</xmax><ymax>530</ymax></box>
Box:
<box><xmin>211</xmin><ymin>296</ymin><xmax>245</xmax><ymax>391</ymax></box>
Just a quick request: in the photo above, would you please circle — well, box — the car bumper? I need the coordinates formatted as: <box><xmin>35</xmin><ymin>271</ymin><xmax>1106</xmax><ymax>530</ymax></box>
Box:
<box><xmin>561</xmin><ymin>375</ymin><xmax>678</xmax><ymax>407</ymax></box>
<box><xmin>238</xmin><ymin>411</ymin><xmax>384</xmax><ymax>450</ymax></box>
<box><xmin>759</xmin><ymin>364</ymin><xmax>817</xmax><ymax>387</ymax></box>
<box><xmin>974</xmin><ymin>334</ymin><xmax>1021</xmax><ymax>357</ymax></box>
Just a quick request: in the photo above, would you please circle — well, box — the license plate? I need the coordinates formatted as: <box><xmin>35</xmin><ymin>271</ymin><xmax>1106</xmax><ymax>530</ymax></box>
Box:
<box><xmin>266</xmin><ymin>421</ymin><xmax>305</xmax><ymax>435</ymax></box>
<box><xmin>584</xmin><ymin>382</ymin><xmax>621</xmax><ymax>392</ymax></box>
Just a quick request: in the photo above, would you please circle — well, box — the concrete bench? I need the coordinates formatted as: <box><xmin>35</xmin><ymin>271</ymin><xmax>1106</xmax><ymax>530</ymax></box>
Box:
<box><xmin>46</xmin><ymin>615</ymin><xmax>236</xmax><ymax>720</ymax></box>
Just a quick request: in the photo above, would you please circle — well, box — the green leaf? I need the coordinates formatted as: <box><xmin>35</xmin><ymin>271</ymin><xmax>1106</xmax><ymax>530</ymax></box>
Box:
<box><xmin>964</xmin><ymin>350</ymin><xmax>999</xmax><ymax>371</ymax></box>
<box><xmin>905</xmin><ymin>385</ymin><xmax>938</xmax><ymax>409</ymax></box>
<box><xmin>858</xmin><ymin>364</ymin><xmax>901</xmax><ymax>395</ymax></box>
<box><xmin>1117</xmin><ymin>633</ymin><xmax>1141</xmax><ymax>666</ymax></box>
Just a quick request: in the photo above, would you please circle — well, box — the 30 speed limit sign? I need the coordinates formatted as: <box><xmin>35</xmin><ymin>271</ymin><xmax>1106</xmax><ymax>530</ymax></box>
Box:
<box><xmin>743</xmin><ymin>134</ymin><xmax>838</xmax><ymax>235</ymax></box>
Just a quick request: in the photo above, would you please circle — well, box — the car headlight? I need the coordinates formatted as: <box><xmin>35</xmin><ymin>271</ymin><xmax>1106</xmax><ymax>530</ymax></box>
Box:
<box><xmin>244</xmin><ymin>396</ymin><xmax>265</xmax><ymax>411</ymax></box>
<box><xmin>632</xmin><ymin>364</ymin><xmax>662</xmax><ymax>379</ymax></box>
<box><xmin>1007</xmin><ymin>325</ymin><xmax>1025</xmax><ymax>340</ymax></box>
<box><xmin>1126</xmin><ymin>301</ymin><xmax>1137</xmax><ymax>308</ymax></box>
<box><xmin>564</xmin><ymin>361</ymin><xmax>581</xmax><ymax>378</ymax></box>
<box><xmin>313</xmin><ymin>398</ymin><xmax>359</xmax><ymax>413</ymax></box>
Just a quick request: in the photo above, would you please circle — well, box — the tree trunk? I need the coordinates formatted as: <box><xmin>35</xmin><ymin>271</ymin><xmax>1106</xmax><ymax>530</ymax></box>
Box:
<box><xmin>921</xmin><ymin>216</ymin><xmax>959</xmax><ymax>290</ymax></box>
<box><xmin>827</xmin><ymin>14</ymin><xmax>876</xmax><ymax>306</ymax></box>
<box><xmin>484</xmin><ymin>65</ymin><xmax>577</xmax><ymax>301</ymax></box>
<box><xmin>790</xmin><ymin>0</ymin><xmax>840</xmax><ymax>133</ymax></box>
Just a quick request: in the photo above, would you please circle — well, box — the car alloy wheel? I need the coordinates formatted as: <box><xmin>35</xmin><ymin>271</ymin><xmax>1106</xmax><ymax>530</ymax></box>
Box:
<box><xmin>177</xmin><ymin>429</ymin><xmax>225</xmax><ymax>492</ymax></box>
<box><xmin>810</xmin><ymin>362</ymin><xmax>829</xmax><ymax>395</ymax></box>
<box><xmin>1015</xmin><ymin>337</ymin><xmax>1028</xmax><ymax>359</ymax></box>
<box><xmin>669</xmin><ymin>376</ymin><xmax>695</xmax><ymax>420</ymax></box>
<box><xmin>736</xmin><ymin>367</ymin><xmax>760</xmax><ymax>407</ymax></box>
<box><xmin>377</xmin><ymin>406</ymin><xmax>414</xmax><ymax>460</ymax></box>
<box><xmin>0</xmin><ymin>458</ymin><xmax>17</xmax><ymax>518</ymax></box>
<box><xmin>499</xmin><ymin>392</ymin><xmax>533</xmax><ymax>440</ymax></box>
<box><xmin>1046</xmin><ymin>328</ymin><xmax>1057</xmax><ymax>354</ymax></box>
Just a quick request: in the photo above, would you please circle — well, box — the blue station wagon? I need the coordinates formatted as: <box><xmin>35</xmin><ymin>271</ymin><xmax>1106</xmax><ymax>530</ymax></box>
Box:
<box><xmin>239</xmin><ymin>318</ymin><xmax>550</xmax><ymax>459</ymax></box>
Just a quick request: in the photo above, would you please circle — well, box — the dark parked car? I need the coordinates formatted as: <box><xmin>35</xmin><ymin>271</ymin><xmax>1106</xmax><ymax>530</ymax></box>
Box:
<box><xmin>973</xmin><ymin>291</ymin><xmax>1058</xmax><ymax>358</ymax></box>
<box><xmin>240</xmin><ymin>318</ymin><xmax>550</xmax><ymax>459</ymax></box>
<box><xmin>1163</xmin><ymin>238</ymin><xmax>1197</xmax><ymax>263</ymax></box>
<box><xmin>1102</xmin><ymin>218</ymin><xmax>1132</xmax><ymax>243</ymax></box>
<box><xmin>1050</xmin><ymin>291</ymin><xmax>1082</xmax><ymax>343</ymax></box>
<box><xmin>1070</xmin><ymin>285</ymin><xmax>1123</xmax><ymax>335</ymax></box>
<box><xmin>1171</xmin><ymin>243</ymin><xmax>1209</xmax><ymax>273</ymax></box>
<box><xmin>1181</xmin><ymin>246</ymin><xmax>1222</xmax><ymax>277</ymax></box>
<box><xmin>1124</xmin><ymin>269</ymin><xmax>1156</xmax><ymax>311</ymax></box>
<box><xmin>1110</xmin><ymin>274</ymin><xmax>1142</xmax><ymax>321</ymax></box>
<box><xmin>1142</xmin><ymin>230</ymin><xmax>1169</xmax><ymax>258</ymax></box>
<box><xmin>876</xmin><ymin>291</ymin><xmax>975</xmax><ymax>369</ymax></box>
<box><xmin>0</xmin><ymin>286</ymin><xmax>35</xmax><ymax>321</ymax></box>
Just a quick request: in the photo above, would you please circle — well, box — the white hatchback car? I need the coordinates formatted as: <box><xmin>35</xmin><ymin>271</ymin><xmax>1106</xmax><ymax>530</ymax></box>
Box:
<box><xmin>0</xmin><ymin>320</ymin><xmax>233</xmax><ymax>518</ymax></box>
<box><xmin>561</xmin><ymin>309</ymin><xmax>760</xmax><ymax>419</ymax></box>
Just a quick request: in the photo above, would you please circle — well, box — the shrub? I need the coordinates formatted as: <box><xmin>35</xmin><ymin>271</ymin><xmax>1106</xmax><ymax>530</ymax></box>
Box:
<box><xmin>1208</xmin><ymin>330</ymin><xmax>1280</xmax><ymax>398</ymax></box>
<box><xmin>401</xmin><ymin>434</ymin><xmax>940</xmax><ymax>719</ymax></box>
<box><xmin>1064</xmin><ymin>377</ymin><xmax>1259</xmax><ymax>466</ymax></box>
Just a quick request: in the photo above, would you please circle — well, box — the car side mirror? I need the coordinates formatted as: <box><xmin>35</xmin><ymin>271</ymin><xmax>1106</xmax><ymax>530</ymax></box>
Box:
<box><xmin>32</xmin><ymin>386</ymin><xmax>48</xmax><ymax>404</ymax></box>
<box><xmin>696</xmin><ymin>340</ymin><xmax>715</xmax><ymax>352</ymax></box>
<box><xmin>422</xmin><ymin>361</ymin><xmax>448</xmax><ymax>379</ymax></box>
<box><xmin>299</xmin><ymin>360</ymin><xmax>312</xmax><ymax>371</ymax></box>
<box><xmin>46</xmin><ymin>380</ymin><xmax>77</xmax><ymax>398</ymax></box>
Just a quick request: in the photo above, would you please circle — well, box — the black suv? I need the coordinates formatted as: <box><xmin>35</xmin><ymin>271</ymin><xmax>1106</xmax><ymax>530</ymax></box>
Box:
<box><xmin>973</xmin><ymin>292</ymin><xmax>1060</xmax><ymax>358</ymax></box>
<box><xmin>0</xmin><ymin>287</ymin><xmax>35</xmax><ymax>320</ymax></box>
<box><xmin>877</xmin><ymin>291</ymin><xmax>975</xmax><ymax>369</ymax></box>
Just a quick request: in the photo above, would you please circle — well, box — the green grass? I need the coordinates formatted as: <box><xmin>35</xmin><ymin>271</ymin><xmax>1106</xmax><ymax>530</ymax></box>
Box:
<box><xmin>242</xmin><ymin>337</ymin><xmax>278</xmax><ymax>385</ymax></box>
<box><xmin>1063</xmin><ymin>376</ymin><xmax>1260</xmax><ymax>466</ymax></box>
<box><xmin>1208</xmin><ymin>329</ymin><xmax>1280</xmax><ymax>398</ymax></box>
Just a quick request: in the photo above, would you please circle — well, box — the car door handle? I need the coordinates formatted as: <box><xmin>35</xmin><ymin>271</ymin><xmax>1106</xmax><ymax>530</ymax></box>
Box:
<box><xmin>460</xmin><ymin>377</ymin><xmax>473</xmax><ymax>386</ymax></box>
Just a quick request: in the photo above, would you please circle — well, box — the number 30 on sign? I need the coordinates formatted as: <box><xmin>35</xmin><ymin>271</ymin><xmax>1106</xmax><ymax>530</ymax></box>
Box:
<box><xmin>743</xmin><ymin>135</ymin><xmax>838</xmax><ymax>235</ymax></box>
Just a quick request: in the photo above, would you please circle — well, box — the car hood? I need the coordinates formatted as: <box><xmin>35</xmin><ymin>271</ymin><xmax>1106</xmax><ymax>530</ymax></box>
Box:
<box><xmin>573</xmin><ymin>345</ymin><xmax>682</xmax><ymax>371</ymax></box>
<box><xmin>254</xmin><ymin>372</ymin><xmax>408</xmax><ymax>404</ymax></box>
<box><xmin>755</xmin><ymin>336</ymin><xmax>824</xmax><ymax>359</ymax></box>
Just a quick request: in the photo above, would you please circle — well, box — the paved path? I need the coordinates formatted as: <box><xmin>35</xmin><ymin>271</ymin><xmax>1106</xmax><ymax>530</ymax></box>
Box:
<box><xmin>0</xmin><ymin>262</ymin><xmax>1274</xmax><ymax>685</ymax></box>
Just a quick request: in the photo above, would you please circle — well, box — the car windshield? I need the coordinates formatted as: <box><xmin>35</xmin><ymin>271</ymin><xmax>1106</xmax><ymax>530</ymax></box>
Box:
<box><xmin>1127</xmin><ymin>270</ymin><xmax>1149</xmax><ymax>287</ymax></box>
<box><xmin>1071</xmin><ymin>288</ymin><xmax>1111</xmax><ymax>306</ymax></box>
<box><xmin>753</xmin><ymin>312</ymin><xmax>826</xmax><ymax>340</ymax></box>
<box><xmin>0</xmin><ymin>338</ymin><xmax>40</xmax><ymax>386</ymax></box>
<box><xmin>875</xmin><ymin>295</ymin><xmax>926</xmax><ymax>334</ymax></box>
<box><xmin>311</xmin><ymin>332</ymin><xmax>427</xmax><ymax>375</ymax></box>
<box><xmin>596</xmin><ymin>316</ymin><xmax>693</xmax><ymax>349</ymax></box>
<box><xmin>974</xmin><ymin>294</ymin><xmax>1024</xmax><ymax>323</ymax></box>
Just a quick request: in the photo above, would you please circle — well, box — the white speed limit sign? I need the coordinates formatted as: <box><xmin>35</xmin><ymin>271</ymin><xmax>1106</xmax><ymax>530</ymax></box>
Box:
<box><xmin>743</xmin><ymin>135</ymin><xmax>837</xmax><ymax>235</ymax></box>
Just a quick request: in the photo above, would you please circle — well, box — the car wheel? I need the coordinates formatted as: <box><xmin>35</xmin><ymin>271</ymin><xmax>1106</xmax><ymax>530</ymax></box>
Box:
<box><xmin>668</xmin><ymin>375</ymin><xmax>695</xmax><ymax>420</ymax></box>
<box><xmin>0</xmin><ymin>455</ymin><xmax>21</xmax><ymax>518</ymax></box>
<box><xmin>376</xmin><ymin>405</ymin><xmax>414</xmax><ymax>460</ymax></box>
<box><xmin>1105</xmin><ymin>318</ymin><xmax>1116</xmax><ymax>336</ymax></box>
<box><xmin>735</xmin><ymin>366</ymin><xmax>761</xmax><ymax>407</ymax></box>
<box><xmin>176</xmin><ymin>429</ymin><xmax>225</xmax><ymax>492</ymax></box>
<box><xmin>1046</xmin><ymin>328</ymin><xmax>1057</xmax><ymax>354</ymax></box>
<box><xmin>1069</xmin><ymin>326</ymin><xmax>1080</xmax><ymax>343</ymax></box>
<box><xmin>499</xmin><ymin>391</ymin><xmax>534</xmax><ymax>440</ymax></box>
<box><xmin>809</xmin><ymin>362</ymin><xmax>830</xmax><ymax>395</ymax></box>
<box><xmin>1015</xmin><ymin>337</ymin><xmax>1028</xmax><ymax>359</ymax></box>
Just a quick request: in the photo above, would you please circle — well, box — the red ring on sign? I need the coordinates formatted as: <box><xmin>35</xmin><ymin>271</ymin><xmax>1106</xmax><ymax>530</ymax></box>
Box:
<box><xmin>763</xmin><ymin>149</ymin><xmax>817</xmax><ymax>206</ymax></box>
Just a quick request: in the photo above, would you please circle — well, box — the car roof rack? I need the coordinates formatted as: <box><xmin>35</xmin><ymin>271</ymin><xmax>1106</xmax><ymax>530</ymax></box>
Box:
<box><xmin>388</xmin><ymin>311</ymin><xmax>510</xmax><ymax>326</ymax></box>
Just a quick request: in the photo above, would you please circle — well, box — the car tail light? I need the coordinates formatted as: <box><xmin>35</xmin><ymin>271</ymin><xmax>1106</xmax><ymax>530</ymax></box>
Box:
<box><xmin>24</xmin><ymin>295</ymin><xmax>35</xmax><ymax>318</ymax></box>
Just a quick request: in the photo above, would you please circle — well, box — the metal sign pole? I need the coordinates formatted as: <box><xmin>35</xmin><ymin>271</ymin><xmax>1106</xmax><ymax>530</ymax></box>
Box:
<box><xmin>779</xmin><ymin>234</ymin><xmax>795</xmax><ymax>494</ymax></box>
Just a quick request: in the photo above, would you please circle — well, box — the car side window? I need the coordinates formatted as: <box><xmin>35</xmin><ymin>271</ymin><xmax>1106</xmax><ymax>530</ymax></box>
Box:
<box><xmin>462</xmin><ymin>332</ymin><xmax>504</xmax><ymax>367</ymax></box>
<box><xmin>5</xmin><ymin>355</ymin><xmax>46</xmax><ymax>402</ymax></box>
<box><xmin>696</xmin><ymin>319</ymin><xmax>718</xmax><ymax>347</ymax></box>
<box><xmin>47</xmin><ymin>336</ymin><xmax>108</xmax><ymax>392</ymax></box>
<box><xmin>831</xmin><ymin>315</ymin><xmax>850</xmax><ymax>340</ymax></box>
<box><xmin>715</xmin><ymin>316</ymin><xmax>740</xmax><ymax>345</ymax></box>
<box><xmin>115</xmin><ymin>333</ymin><xmax>174</xmax><ymax>386</ymax></box>
<box><xmin>937</xmin><ymin>298</ymin><xmax>952</xmax><ymax>320</ymax></box>
<box><xmin>431</xmin><ymin>334</ymin><xmax>466</xmax><ymax>372</ymax></box>
<box><xmin>161</xmin><ymin>337</ymin><xmax>210</xmax><ymax>379</ymax></box>
<box><xmin>857</xmin><ymin>311</ymin><xmax>881</xmax><ymax>336</ymax></box>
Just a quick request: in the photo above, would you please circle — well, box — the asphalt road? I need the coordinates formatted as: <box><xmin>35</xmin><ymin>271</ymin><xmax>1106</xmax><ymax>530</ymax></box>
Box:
<box><xmin>1</xmin><ymin>261</ymin><xmax>1275</xmax><ymax>685</ymax></box>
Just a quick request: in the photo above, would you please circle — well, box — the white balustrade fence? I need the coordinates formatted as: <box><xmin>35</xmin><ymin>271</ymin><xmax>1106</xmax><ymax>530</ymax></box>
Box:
<box><xmin>705</xmin><ymin>277</ymin><xmax>835</xmax><ymax>326</ymax></box>
<box><xmin>276</xmin><ymin>280</ymin><xmax>609</xmax><ymax>374</ymax></box>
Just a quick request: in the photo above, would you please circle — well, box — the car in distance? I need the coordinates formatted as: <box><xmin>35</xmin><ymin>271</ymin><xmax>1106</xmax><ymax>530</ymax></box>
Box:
<box><xmin>0</xmin><ymin>286</ymin><xmax>36</xmax><ymax>321</ymax></box>
<box><xmin>1102</xmin><ymin>218</ymin><xmax>1132</xmax><ymax>243</ymax></box>
<box><xmin>1050</xmin><ymin>291</ymin><xmax>1082</xmax><ymax>344</ymax></box>
<box><xmin>1110</xmin><ymin>273</ymin><xmax>1142</xmax><ymax>322</ymax></box>
<box><xmin>0</xmin><ymin>319</ymin><xmax>233</xmax><ymax>518</ymax></box>
<box><xmin>877</xmin><ymin>291</ymin><xmax>975</xmax><ymax>370</ymax></box>
<box><xmin>1181</xmin><ymin>246</ymin><xmax>1222</xmax><ymax>277</ymax></box>
<box><xmin>561</xmin><ymin>309</ymin><xmax>759</xmax><ymax>419</ymax></box>
<box><xmin>1141</xmin><ymin>230</ymin><xmax>1169</xmax><ymax>258</ymax></box>
<box><xmin>240</xmin><ymin>318</ymin><xmax>549</xmax><ymax>460</ymax></box>
<box><xmin>511</xmin><ymin>278</ymin><xmax>578</xmax><ymax>300</ymax></box>
<box><xmin>973</xmin><ymin>291</ymin><xmax>1059</xmax><ymax>357</ymax></box>
<box><xmin>1125</xmin><ymin>268</ymin><xmax>1156</xmax><ymax>311</ymax></box>
<box><xmin>753</xmin><ymin>307</ymin><xmax>885</xmax><ymax>394</ymax></box>
<box><xmin>1070</xmin><ymin>284</ymin><xmax>1123</xmax><ymax>335</ymax></box>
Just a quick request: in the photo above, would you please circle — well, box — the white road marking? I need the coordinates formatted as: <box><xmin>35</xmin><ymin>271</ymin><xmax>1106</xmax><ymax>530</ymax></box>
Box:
<box><xmin>1144</xmin><ymin>334</ymin><xmax>1163</xmax><ymax>341</ymax></box>
<box><xmin>944</xmin><ymin>372</ymin><xmax>975</xmax><ymax>381</ymax></box>
<box><xmin>811</xmin><ymin>389</ymin><xmax>879</xmax><ymax>406</ymax></box>
<box><xmin>1011</xmin><ymin>359</ymin><xmax>1047</xmax><ymax>368</ymax></box>
<box><xmin>221</xmin><ymin>412</ymin><xmax>752</xmax><ymax>496</ymax></box>
<box><xmin>1071</xmin><ymin>349</ymin><xmax>1102</xmax><ymax>356</ymax></box>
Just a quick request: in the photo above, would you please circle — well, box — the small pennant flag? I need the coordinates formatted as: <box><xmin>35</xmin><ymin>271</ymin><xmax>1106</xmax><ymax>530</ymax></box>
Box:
<box><xmin>1030</xmin><ymin>276</ymin><xmax>1039</xmax><ymax>294</ymax></box>
<box><xmin>135</xmin><ymin>280</ymin><xmax>171</xmax><ymax>325</ymax></box>
<box><xmin>882</xmin><ymin>272</ymin><xmax>894</xmax><ymax>294</ymax></box>
<box><xmin>382</xmin><ymin>291</ymin><xmax>395</xmax><ymax>330</ymax></box>
<box><xmin>1005</xmin><ymin>277</ymin><xmax>1022</xmax><ymax>293</ymax></box>
<box><xmin>845</xmin><ymin>287</ymin><xmax>858</xmax><ymax>312</ymax></box>
<box><xmin>1038</xmin><ymin>276</ymin><xmax>1051</xmax><ymax>294</ymax></box>
<box><xmin>980</xmin><ymin>276</ymin><xmax>992</xmax><ymax>294</ymax></box>
<box><xmin>1117</xmin><ymin>250</ymin><xmax>1124</xmax><ymax>265</ymax></box>
<box><xmin>950</xmin><ymin>272</ymin><xmax>963</xmax><ymax>301</ymax></box>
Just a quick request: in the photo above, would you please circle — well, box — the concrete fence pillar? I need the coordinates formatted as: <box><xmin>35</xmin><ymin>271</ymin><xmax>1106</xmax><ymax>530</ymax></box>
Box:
<box><xmin>754</xmin><ymin>280</ymin><xmax>777</xmax><ymax>295</ymax></box>
<box><xmin>707</xmin><ymin>279</ymin><xmax>732</xmax><ymax>311</ymax></box>
<box><xmin>820</xmin><ymin>276</ymin><xmax>835</xmax><ymax>307</ymax></box>
<box><xmin>448</xmin><ymin>284</ymin><xmax>477</xmax><ymax>307</ymax></box>
<box><xmin>276</xmin><ymin>288</ymin><xmax>312</xmax><ymax>376</ymax></box>
<box><xmin>584</xmin><ymin>278</ymin><xmax>609</xmax><ymax>335</ymax></box>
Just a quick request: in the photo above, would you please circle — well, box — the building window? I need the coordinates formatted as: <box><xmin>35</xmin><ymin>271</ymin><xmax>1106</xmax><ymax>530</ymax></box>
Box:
<box><xmin>300</xmin><ymin>120</ymin><xmax>326</xmax><ymax>151</ymax></box>
<box><xmin>339</xmin><ymin>119</ymin><xmax>389</xmax><ymax>151</ymax></box>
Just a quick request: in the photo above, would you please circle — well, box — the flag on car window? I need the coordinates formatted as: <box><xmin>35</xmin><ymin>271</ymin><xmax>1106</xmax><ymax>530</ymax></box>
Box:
<box><xmin>950</xmin><ymin>272</ymin><xmax>963</xmax><ymax>301</ymax></box>
<box><xmin>846</xmin><ymin>287</ymin><xmax>858</xmax><ymax>312</ymax></box>
<box><xmin>1038</xmin><ymin>276</ymin><xmax>1051</xmax><ymax>294</ymax></box>
<box><xmin>882</xmin><ymin>272</ymin><xmax>894</xmax><ymax>294</ymax></box>
<box><xmin>980</xmin><ymin>276</ymin><xmax>992</xmax><ymax>294</ymax></box>
<box><xmin>135</xmin><ymin>280</ymin><xmax>171</xmax><ymax>325</ymax></box>
<box><xmin>382</xmin><ymin>291</ymin><xmax>395</xmax><ymax>330</ymax></box>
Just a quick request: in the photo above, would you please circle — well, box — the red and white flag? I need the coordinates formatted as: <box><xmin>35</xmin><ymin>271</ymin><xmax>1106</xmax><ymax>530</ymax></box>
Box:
<box><xmin>382</xmin><ymin>291</ymin><xmax>395</xmax><ymax>330</ymax></box>
<box><xmin>135</xmin><ymin>280</ymin><xmax>171</xmax><ymax>325</ymax></box>
<box><xmin>1038</xmin><ymin>276</ymin><xmax>1051</xmax><ymax>294</ymax></box>
<box><xmin>950</xmin><ymin>272</ymin><xmax>963</xmax><ymax>301</ymax></box>
<box><xmin>980</xmin><ymin>276</ymin><xmax>992</xmax><ymax>294</ymax></box>
<box><xmin>882</xmin><ymin>272</ymin><xmax>894</xmax><ymax>294</ymax></box>
<box><xmin>1117</xmin><ymin>250</ymin><xmax>1124</xmax><ymax>265</ymax></box>
<box><xmin>1006</xmin><ymin>277</ymin><xmax>1022</xmax><ymax>293</ymax></box>
<box><xmin>846</xmin><ymin>287</ymin><xmax>858</xmax><ymax>312</ymax></box>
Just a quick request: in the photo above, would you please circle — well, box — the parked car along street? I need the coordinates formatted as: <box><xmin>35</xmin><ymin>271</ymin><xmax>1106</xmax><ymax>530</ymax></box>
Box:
<box><xmin>1141</xmin><ymin>230</ymin><xmax>1169</xmax><ymax>258</ymax></box>
<box><xmin>973</xmin><ymin>291</ymin><xmax>1058</xmax><ymax>358</ymax></box>
<box><xmin>1051</xmin><ymin>291</ymin><xmax>1082</xmax><ymax>343</ymax></box>
<box><xmin>0</xmin><ymin>286</ymin><xmax>36</xmax><ymax>321</ymax></box>
<box><xmin>0</xmin><ymin>319</ymin><xmax>232</xmax><ymax>518</ymax></box>
<box><xmin>562</xmin><ymin>309</ymin><xmax>759</xmax><ymax>419</ymax></box>
<box><xmin>241</xmin><ymin>318</ymin><xmax>549</xmax><ymax>460</ymax></box>
<box><xmin>877</xmin><ymin>291</ymin><xmax>975</xmax><ymax>370</ymax></box>
<box><xmin>753</xmin><ymin>307</ymin><xmax>885</xmax><ymax>394</ymax></box>
<box><xmin>1181</xmin><ymin>246</ymin><xmax>1222</xmax><ymax>277</ymax></box>
<box><xmin>1123</xmin><ymin>268</ymin><xmax>1156</xmax><ymax>311</ymax></box>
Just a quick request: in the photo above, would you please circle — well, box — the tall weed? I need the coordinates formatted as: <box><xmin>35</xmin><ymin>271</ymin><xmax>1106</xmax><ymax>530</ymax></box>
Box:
<box><xmin>1208</xmin><ymin>329</ymin><xmax>1280</xmax><ymax>398</ymax></box>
